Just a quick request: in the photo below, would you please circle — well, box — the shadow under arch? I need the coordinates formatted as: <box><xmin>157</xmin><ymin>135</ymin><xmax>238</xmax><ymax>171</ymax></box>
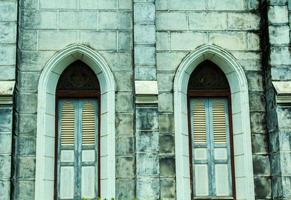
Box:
<box><xmin>35</xmin><ymin>44</ymin><xmax>116</xmax><ymax>199</ymax></box>
<box><xmin>174</xmin><ymin>45</ymin><xmax>255</xmax><ymax>200</ymax></box>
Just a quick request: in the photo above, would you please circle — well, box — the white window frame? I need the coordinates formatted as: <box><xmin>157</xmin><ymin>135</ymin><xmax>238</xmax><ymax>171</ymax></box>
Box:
<box><xmin>35</xmin><ymin>44</ymin><xmax>116</xmax><ymax>200</ymax></box>
<box><xmin>174</xmin><ymin>45</ymin><xmax>255</xmax><ymax>200</ymax></box>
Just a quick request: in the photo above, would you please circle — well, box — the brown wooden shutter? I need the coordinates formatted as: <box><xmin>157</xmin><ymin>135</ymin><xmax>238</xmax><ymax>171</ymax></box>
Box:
<box><xmin>61</xmin><ymin>102</ymin><xmax>75</xmax><ymax>145</ymax></box>
<box><xmin>193</xmin><ymin>100</ymin><xmax>207</xmax><ymax>144</ymax></box>
<box><xmin>212</xmin><ymin>100</ymin><xmax>227</xmax><ymax>144</ymax></box>
<box><xmin>82</xmin><ymin>102</ymin><xmax>96</xmax><ymax>145</ymax></box>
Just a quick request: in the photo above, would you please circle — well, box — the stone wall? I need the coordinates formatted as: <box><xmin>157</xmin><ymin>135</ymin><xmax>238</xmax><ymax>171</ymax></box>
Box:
<box><xmin>156</xmin><ymin>0</ymin><xmax>271</xmax><ymax>199</ymax></box>
<box><xmin>14</xmin><ymin>0</ymin><xmax>133</xmax><ymax>199</ymax></box>
<box><xmin>0</xmin><ymin>0</ymin><xmax>17</xmax><ymax>200</ymax></box>
<box><xmin>265</xmin><ymin>0</ymin><xmax>291</xmax><ymax>199</ymax></box>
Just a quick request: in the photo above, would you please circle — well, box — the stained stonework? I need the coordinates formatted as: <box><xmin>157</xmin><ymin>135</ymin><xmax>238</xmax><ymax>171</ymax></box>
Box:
<box><xmin>0</xmin><ymin>0</ymin><xmax>290</xmax><ymax>199</ymax></box>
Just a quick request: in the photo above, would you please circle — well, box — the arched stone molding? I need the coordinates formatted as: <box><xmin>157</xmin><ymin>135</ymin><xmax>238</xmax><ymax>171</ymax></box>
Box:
<box><xmin>174</xmin><ymin>45</ymin><xmax>255</xmax><ymax>200</ymax></box>
<box><xmin>35</xmin><ymin>44</ymin><xmax>116</xmax><ymax>199</ymax></box>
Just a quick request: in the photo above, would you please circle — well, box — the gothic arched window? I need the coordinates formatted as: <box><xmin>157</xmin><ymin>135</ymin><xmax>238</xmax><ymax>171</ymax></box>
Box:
<box><xmin>188</xmin><ymin>60</ymin><xmax>236</xmax><ymax>199</ymax></box>
<box><xmin>55</xmin><ymin>61</ymin><xmax>100</xmax><ymax>199</ymax></box>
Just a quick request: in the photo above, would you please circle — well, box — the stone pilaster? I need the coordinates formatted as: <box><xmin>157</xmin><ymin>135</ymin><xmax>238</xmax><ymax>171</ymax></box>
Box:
<box><xmin>265</xmin><ymin>0</ymin><xmax>291</xmax><ymax>199</ymax></box>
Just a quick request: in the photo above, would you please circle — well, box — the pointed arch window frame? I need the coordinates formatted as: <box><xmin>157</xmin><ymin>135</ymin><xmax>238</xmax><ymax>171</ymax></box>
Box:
<box><xmin>174</xmin><ymin>45</ymin><xmax>255</xmax><ymax>200</ymax></box>
<box><xmin>35</xmin><ymin>44</ymin><xmax>116</xmax><ymax>200</ymax></box>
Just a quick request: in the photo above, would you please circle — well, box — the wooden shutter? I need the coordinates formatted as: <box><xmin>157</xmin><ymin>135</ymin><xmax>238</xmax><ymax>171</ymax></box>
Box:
<box><xmin>212</xmin><ymin>100</ymin><xmax>227</xmax><ymax>144</ymax></box>
<box><xmin>192</xmin><ymin>100</ymin><xmax>207</xmax><ymax>144</ymax></box>
<box><xmin>82</xmin><ymin>102</ymin><xmax>96</xmax><ymax>145</ymax></box>
<box><xmin>60</xmin><ymin>101</ymin><xmax>75</xmax><ymax>145</ymax></box>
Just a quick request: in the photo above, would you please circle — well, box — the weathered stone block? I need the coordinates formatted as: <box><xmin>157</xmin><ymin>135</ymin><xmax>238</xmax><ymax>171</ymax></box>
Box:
<box><xmin>137</xmin><ymin>153</ymin><xmax>159</xmax><ymax>175</ymax></box>
<box><xmin>98</xmin><ymin>0</ymin><xmax>117</xmax><ymax>9</ymax></box>
<box><xmin>271</xmin><ymin>66</ymin><xmax>291</xmax><ymax>80</ymax></box>
<box><xmin>209</xmin><ymin>32</ymin><xmax>247</xmax><ymax>50</ymax></box>
<box><xmin>116</xmin><ymin>136</ymin><xmax>134</xmax><ymax>156</ymax></box>
<box><xmin>160</xmin><ymin>156</ymin><xmax>175</xmax><ymax>177</ymax></box>
<box><xmin>38</xmin><ymin>30</ymin><xmax>78</xmax><ymax>50</ymax></box>
<box><xmin>18</xmin><ymin>50</ymin><xmax>54</xmax><ymax>72</ymax></box>
<box><xmin>160</xmin><ymin>178</ymin><xmax>176</xmax><ymax>199</ymax></box>
<box><xmin>0</xmin><ymin>22</ymin><xmax>16</xmax><ymax>43</ymax></box>
<box><xmin>156</xmin><ymin>0</ymin><xmax>168</xmax><ymax>10</ymax></box>
<box><xmin>277</xmin><ymin>105</ymin><xmax>291</xmax><ymax>130</ymax></box>
<box><xmin>20</xmin><ymin>30</ymin><xmax>37</xmax><ymax>50</ymax></box>
<box><xmin>134</xmin><ymin>3</ymin><xmax>155</xmax><ymax>24</ymax></box>
<box><xmin>0</xmin><ymin>156</ymin><xmax>11</xmax><ymax>179</ymax></box>
<box><xmin>160</xmin><ymin>134</ymin><xmax>175</xmax><ymax>154</ymax></box>
<box><xmin>136</xmin><ymin>178</ymin><xmax>160</xmax><ymax>199</ymax></box>
<box><xmin>99</xmin><ymin>11</ymin><xmax>131</xmax><ymax>30</ymax></box>
<box><xmin>0</xmin><ymin>66</ymin><xmax>15</xmax><ymax>80</ymax></box>
<box><xmin>17</xmin><ymin>136</ymin><xmax>36</xmax><ymax>156</ymax></box>
<box><xmin>40</xmin><ymin>0</ymin><xmax>77</xmax><ymax>9</ymax></box>
<box><xmin>168</xmin><ymin>0</ymin><xmax>206</xmax><ymax>10</ymax></box>
<box><xmin>252</xmin><ymin>134</ymin><xmax>268</xmax><ymax>154</ymax></box>
<box><xmin>157</xmin><ymin>52</ymin><xmax>187</xmax><ymax>71</ymax></box>
<box><xmin>39</xmin><ymin>11</ymin><xmax>57</xmax><ymax>29</ymax></box>
<box><xmin>79</xmin><ymin>0</ymin><xmax>98</xmax><ymax>9</ymax></box>
<box><xmin>14</xmin><ymin>180</ymin><xmax>35</xmax><ymax>200</ymax></box>
<box><xmin>270</xmin><ymin>47</ymin><xmax>291</xmax><ymax>65</ymax></box>
<box><xmin>15</xmin><ymin>114</ymin><xmax>36</xmax><ymax>135</ymax></box>
<box><xmin>118</xmin><ymin>31</ymin><xmax>132</xmax><ymax>51</ymax></box>
<box><xmin>156</xmin><ymin>32</ymin><xmax>170</xmax><ymax>50</ymax></box>
<box><xmin>0</xmin><ymin>134</ymin><xmax>11</xmax><ymax>154</ymax></box>
<box><xmin>78</xmin><ymin>11</ymin><xmax>99</xmax><ymax>30</ymax></box>
<box><xmin>80</xmin><ymin>31</ymin><xmax>117</xmax><ymax>50</ymax></box>
<box><xmin>251</xmin><ymin>112</ymin><xmax>266</xmax><ymax>135</ymax></box>
<box><xmin>247</xmin><ymin>33</ymin><xmax>260</xmax><ymax>50</ymax></box>
<box><xmin>116</xmin><ymin>113</ymin><xmax>134</xmax><ymax>136</ymax></box>
<box><xmin>114</xmin><ymin>71</ymin><xmax>133</xmax><ymax>92</ymax></box>
<box><xmin>268</xmin><ymin>6</ymin><xmax>289</xmax><ymax>24</ymax></box>
<box><xmin>246</xmin><ymin>71</ymin><xmax>264</xmax><ymax>92</ymax></box>
<box><xmin>18</xmin><ymin>71</ymin><xmax>40</xmax><ymax>92</ymax></box>
<box><xmin>171</xmin><ymin>32</ymin><xmax>207</xmax><ymax>50</ymax></box>
<box><xmin>279</xmin><ymin>131</ymin><xmax>291</xmax><ymax>151</ymax></box>
<box><xmin>0</xmin><ymin>106</ymin><xmax>12</xmax><ymax>132</ymax></box>
<box><xmin>134</xmin><ymin>45</ymin><xmax>155</xmax><ymax>65</ymax></box>
<box><xmin>135</xmin><ymin>67</ymin><xmax>156</xmax><ymax>80</ymax></box>
<box><xmin>0</xmin><ymin>1</ymin><xmax>17</xmax><ymax>21</ymax></box>
<box><xmin>101</xmin><ymin>52</ymin><xmax>132</xmax><ymax>72</ymax></box>
<box><xmin>20</xmin><ymin>0</ymin><xmax>38</xmax><ymax>9</ymax></box>
<box><xmin>253</xmin><ymin>155</ymin><xmax>271</xmax><ymax>175</ymax></box>
<box><xmin>157</xmin><ymin>12</ymin><xmax>188</xmax><ymax>30</ymax></box>
<box><xmin>0</xmin><ymin>180</ymin><xmax>10</xmax><ymax>200</ymax></box>
<box><xmin>17</xmin><ymin>157</ymin><xmax>36</xmax><ymax>179</ymax></box>
<box><xmin>134</xmin><ymin>25</ymin><xmax>155</xmax><ymax>44</ymax></box>
<box><xmin>228</xmin><ymin>13</ymin><xmax>260</xmax><ymax>30</ymax></box>
<box><xmin>0</xmin><ymin>45</ymin><xmax>16</xmax><ymax>66</ymax></box>
<box><xmin>116</xmin><ymin>92</ymin><xmax>133</xmax><ymax>112</ymax></box>
<box><xmin>119</xmin><ymin>0</ymin><xmax>132</xmax><ymax>9</ymax></box>
<box><xmin>254</xmin><ymin>177</ymin><xmax>272</xmax><ymax>198</ymax></box>
<box><xmin>249</xmin><ymin>92</ymin><xmax>266</xmax><ymax>112</ymax></box>
<box><xmin>158</xmin><ymin>93</ymin><xmax>173</xmax><ymax>112</ymax></box>
<box><xmin>16</xmin><ymin>93</ymin><xmax>37</xmax><ymax>114</ymax></box>
<box><xmin>208</xmin><ymin>0</ymin><xmax>244</xmax><ymax>10</ymax></box>
<box><xmin>189</xmin><ymin>12</ymin><xmax>227</xmax><ymax>30</ymax></box>
<box><xmin>159</xmin><ymin>113</ymin><xmax>174</xmax><ymax>133</ymax></box>
<box><xmin>157</xmin><ymin>72</ymin><xmax>174</xmax><ymax>92</ymax></box>
<box><xmin>280</xmin><ymin>152</ymin><xmax>291</xmax><ymax>175</ymax></box>
<box><xmin>136</xmin><ymin>131</ymin><xmax>159</xmax><ymax>153</ymax></box>
<box><xmin>116</xmin><ymin>156</ymin><xmax>135</xmax><ymax>178</ymax></box>
<box><xmin>136</xmin><ymin>106</ymin><xmax>158</xmax><ymax>131</ymax></box>
<box><xmin>116</xmin><ymin>179</ymin><xmax>135</xmax><ymax>200</ymax></box>
<box><xmin>269</xmin><ymin>25</ymin><xmax>290</xmax><ymax>44</ymax></box>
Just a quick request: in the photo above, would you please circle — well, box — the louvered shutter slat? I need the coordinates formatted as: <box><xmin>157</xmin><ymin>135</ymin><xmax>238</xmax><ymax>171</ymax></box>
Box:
<box><xmin>212</xmin><ymin>100</ymin><xmax>227</xmax><ymax>144</ymax></box>
<box><xmin>61</xmin><ymin>102</ymin><xmax>75</xmax><ymax>145</ymax></box>
<box><xmin>193</xmin><ymin>100</ymin><xmax>207</xmax><ymax>144</ymax></box>
<box><xmin>82</xmin><ymin>102</ymin><xmax>96</xmax><ymax>145</ymax></box>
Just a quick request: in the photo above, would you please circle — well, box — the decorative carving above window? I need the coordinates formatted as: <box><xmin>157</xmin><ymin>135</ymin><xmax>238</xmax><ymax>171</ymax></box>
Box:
<box><xmin>57</xmin><ymin>61</ymin><xmax>100</xmax><ymax>91</ymax></box>
<box><xmin>188</xmin><ymin>60</ymin><xmax>229</xmax><ymax>91</ymax></box>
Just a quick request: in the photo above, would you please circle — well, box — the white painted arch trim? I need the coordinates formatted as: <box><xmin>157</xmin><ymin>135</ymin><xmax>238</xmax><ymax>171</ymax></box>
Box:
<box><xmin>35</xmin><ymin>44</ymin><xmax>116</xmax><ymax>199</ymax></box>
<box><xmin>174</xmin><ymin>45</ymin><xmax>255</xmax><ymax>200</ymax></box>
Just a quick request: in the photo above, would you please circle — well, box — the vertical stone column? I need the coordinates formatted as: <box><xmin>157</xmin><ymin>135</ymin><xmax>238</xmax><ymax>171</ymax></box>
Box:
<box><xmin>265</xmin><ymin>0</ymin><xmax>291</xmax><ymax>199</ymax></box>
<box><xmin>0</xmin><ymin>0</ymin><xmax>17</xmax><ymax>200</ymax></box>
<box><xmin>133</xmin><ymin>0</ymin><xmax>159</xmax><ymax>199</ymax></box>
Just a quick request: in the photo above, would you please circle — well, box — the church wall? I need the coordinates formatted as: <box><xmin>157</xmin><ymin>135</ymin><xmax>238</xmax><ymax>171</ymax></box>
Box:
<box><xmin>155</xmin><ymin>0</ymin><xmax>271</xmax><ymax>199</ymax></box>
<box><xmin>0</xmin><ymin>1</ymin><xmax>17</xmax><ymax>200</ymax></box>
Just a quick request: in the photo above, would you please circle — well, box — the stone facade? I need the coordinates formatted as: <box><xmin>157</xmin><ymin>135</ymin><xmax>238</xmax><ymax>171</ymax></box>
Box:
<box><xmin>0</xmin><ymin>0</ymin><xmax>290</xmax><ymax>199</ymax></box>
